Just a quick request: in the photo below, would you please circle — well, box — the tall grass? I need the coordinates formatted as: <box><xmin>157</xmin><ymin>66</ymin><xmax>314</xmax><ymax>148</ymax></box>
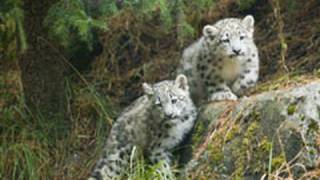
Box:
<box><xmin>0</xmin><ymin>72</ymin><xmax>116</xmax><ymax>179</ymax></box>
<box><xmin>0</xmin><ymin>72</ymin><xmax>177</xmax><ymax>179</ymax></box>
<box><xmin>0</xmin><ymin>102</ymin><xmax>50</xmax><ymax>179</ymax></box>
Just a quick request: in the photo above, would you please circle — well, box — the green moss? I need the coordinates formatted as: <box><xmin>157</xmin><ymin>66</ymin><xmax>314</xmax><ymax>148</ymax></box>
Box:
<box><xmin>271</xmin><ymin>153</ymin><xmax>286</xmax><ymax>171</ymax></box>
<box><xmin>237</xmin><ymin>0</ymin><xmax>256</xmax><ymax>11</ymax></box>
<box><xmin>307</xmin><ymin>119</ymin><xmax>319</xmax><ymax>134</ymax></box>
<box><xmin>259</xmin><ymin>137</ymin><xmax>272</xmax><ymax>152</ymax></box>
<box><xmin>225</xmin><ymin>125</ymin><xmax>240</xmax><ymax>142</ymax></box>
<box><xmin>245</xmin><ymin>111</ymin><xmax>261</xmax><ymax>122</ymax></box>
<box><xmin>231</xmin><ymin>111</ymin><xmax>273</xmax><ymax>178</ymax></box>
<box><xmin>232</xmin><ymin>121</ymin><xmax>260</xmax><ymax>179</ymax></box>
<box><xmin>287</xmin><ymin>104</ymin><xmax>297</xmax><ymax>115</ymax></box>
<box><xmin>208</xmin><ymin>142</ymin><xmax>224</xmax><ymax>164</ymax></box>
<box><xmin>191</xmin><ymin>120</ymin><xmax>206</xmax><ymax>148</ymax></box>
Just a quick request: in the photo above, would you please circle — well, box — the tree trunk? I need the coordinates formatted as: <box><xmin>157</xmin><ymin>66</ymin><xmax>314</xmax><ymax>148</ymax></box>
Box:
<box><xmin>19</xmin><ymin>0</ymin><xmax>68</xmax><ymax>134</ymax></box>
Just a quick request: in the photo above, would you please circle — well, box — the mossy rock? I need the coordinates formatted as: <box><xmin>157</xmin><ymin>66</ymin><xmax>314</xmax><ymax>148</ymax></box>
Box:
<box><xmin>185</xmin><ymin>81</ymin><xmax>320</xmax><ymax>179</ymax></box>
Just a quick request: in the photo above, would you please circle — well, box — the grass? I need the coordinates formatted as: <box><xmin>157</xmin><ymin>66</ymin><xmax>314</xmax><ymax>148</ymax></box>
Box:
<box><xmin>1</xmin><ymin>0</ymin><xmax>320</xmax><ymax>178</ymax></box>
<box><xmin>0</xmin><ymin>67</ymin><xmax>182</xmax><ymax>180</ymax></box>
<box><xmin>0</xmin><ymin>66</ymin><xmax>112</xmax><ymax>179</ymax></box>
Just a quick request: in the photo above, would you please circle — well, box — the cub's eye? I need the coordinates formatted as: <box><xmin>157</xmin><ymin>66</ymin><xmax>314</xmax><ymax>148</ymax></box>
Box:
<box><xmin>221</xmin><ymin>39</ymin><xmax>229</xmax><ymax>43</ymax></box>
<box><xmin>240</xmin><ymin>36</ymin><xmax>245</xmax><ymax>40</ymax></box>
<box><xmin>171</xmin><ymin>99</ymin><xmax>177</xmax><ymax>104</ymax></box>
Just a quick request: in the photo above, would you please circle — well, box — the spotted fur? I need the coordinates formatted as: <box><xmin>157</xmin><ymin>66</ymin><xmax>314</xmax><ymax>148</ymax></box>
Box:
<box><xmin>178</xmin><ymin>15</ymin><xmax>259</xmax><ymax>103</ymax></box>
<box><xmin>88</xmin><ymin>75</ymin><xmax>197</xmax><ymax>180</ymax></box>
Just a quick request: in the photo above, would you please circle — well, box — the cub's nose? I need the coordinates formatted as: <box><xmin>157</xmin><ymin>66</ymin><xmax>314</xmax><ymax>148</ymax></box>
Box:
<box><xmin>232</xmin><ymin>49</ymin><xmax>241</xmax><ymax>55</ymax></box>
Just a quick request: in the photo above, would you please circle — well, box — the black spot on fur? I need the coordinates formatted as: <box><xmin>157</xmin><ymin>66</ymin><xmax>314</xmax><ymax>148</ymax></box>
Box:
<box><xmin>201</xmin><ymin>65</ymin><xmax>207</xmax><ymax>71</ymax></box>
<box><xmin>240</xmin><ymin>75</ymin><xmax>245</xmax><ymax>79</ymax></box>
<box><xmin>247</xmin><ymin>58</ymin><xmax>252</xmax><ymax>62</ymax></box>
<box><xmin>244</xmin><ymin>70</ymin><xmax>250</xmax><ymax>74</ymax></box>
<box><xmin>119</xmin><ymin>151</ymin><xmax>125</xmax><ymax>159</ymax></box>
<box><xmin>183</xmin><ymin>115</ymin><xmax>189</xmax><ymax>122</ymax></box>
<box><xmin>130</xmin><ymin>130</ymin><xmax>136</xmax><ymax>138</ymax></box>
<box><xmin>196</xmin><ymin>64</ymin><xmax>201</xmax><ymax>70</ymax></box>
<box><xmin>115</xmin><ymin>160</ymin><xmax>122</xmax><ymax>166</ymax></box>
<box><xmin>247</xmin><ymin>80</ymin><xmax>255</xmax><ymax>84</ymax></box>
<box><xmin>125</xmin><ymin>148</ymin><xmax>131</xmax><ymax>155</ymax></box>
<box><xmin>91</xmin><ymin>171</ymin><xmax>103</xmax><ymax>180</ymax></box>
<box><xmin>108</xmin><ymin>165</ymin><xmax>114</xmax><ymax>172</ymax></box>
<box><xmin>97</xmin><ymin>161</ymin><xmax>107</xmax><ymax>169</ymax></box>
<box><xmin>240</xmin><ymin>85</ymin><xmax>247</xmax><ymax>89</ymax></box>
<box><xmin>155</xmin><ymin>152</ymin><xmax>162</xmax><ymax>157</ymax></box>
<box><xmin>164</xmin><ymin>123</ymin><xmax>171</xmax><ymax>129</ymax></box>
<box><xmin>203</xmin><ymin>54</ymin><xmax>208</xmax><ymax>59</ymax></box>
<box><xmin>252</xmin><ymin>53</ymin><xmax>256</xmax><ymax>57</ymax></box>
<box><xmin>115</xmin><ymin>170</ymin><xmax>121</xmax><ymax>175</ymax></box>
<box><xmin>117</xmin><ymin>143</ymin><xmax>123</xmax><ymax>150</ymax></box>
<box><xmin>210</xmin><ymin>82</ymin><xmax>217</xmax><ymax>87</ymax></box>
<box><xmin>216</xmin><ymin>87</ymin><xmax>225</xmax><ymax>91</ymax></box>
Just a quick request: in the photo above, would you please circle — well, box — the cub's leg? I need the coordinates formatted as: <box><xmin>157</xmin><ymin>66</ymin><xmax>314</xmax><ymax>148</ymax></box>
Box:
<box><xmin>205</xmin><ymin>74</ymin><xmax>238</xmax><ymax>101</ymax></box>
<box><xmin>149</xmin><ymin>148</ymin><xmax>172</xmax><ymax>165</ymax></box>
<box><xmin>231</xmin><ymin>66</ymin><xmax>258</xmax><ymax>96</ymax></box>
<box><xmin>149</xmin><ymin>148</ymin><xmax>173</xmax><ymax>179</ymax></box>
<box><xmin>89</xmin><ymin>145</ymin><xmax>131</xmax><ymax>180</ymax></box>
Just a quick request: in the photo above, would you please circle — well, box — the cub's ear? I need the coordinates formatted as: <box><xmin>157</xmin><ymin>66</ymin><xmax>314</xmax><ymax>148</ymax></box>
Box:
<box><xmin>203</xmin><ymin>25</ymin><xmax>218</xmax><ymax>38</ymax></box>
<box><xmin>175</xmin><ymin>74</ymin><xmax>189</xmax><ymax>91</ymax></box>
<box><xmin>242</xmin><ymin>15</ymin><xmax>254</xmax><ymax>36</ymax></box>
<box><xmin>142</xmin><ymin>83</ymin><xmax>153</xmax><ymax>95</ymax></box>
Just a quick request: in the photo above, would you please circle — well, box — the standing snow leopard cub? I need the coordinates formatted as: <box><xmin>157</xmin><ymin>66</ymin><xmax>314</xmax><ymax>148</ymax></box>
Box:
<box><xmin>178</xmin><ymin>15</ymin><xmax>259</xmax><ymax>102</ymax></box>
<box><xmin>89</xmin><ymin>74</ymin><xmax>197</xmax><ymax>180</ymax></box>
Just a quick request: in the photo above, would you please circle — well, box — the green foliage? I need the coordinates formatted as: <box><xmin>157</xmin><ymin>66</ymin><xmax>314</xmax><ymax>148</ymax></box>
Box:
<box><xmin>286</xmin><ymin>0</ymin><xmax>298</xmax><ymax>13</ymax></box>
<box><xmin>195</xmin><ymin>0</ymin><xmax>216</xmax><ymax>10</ymax></box>
<box><xmin>236</xmin><ymin>0</ymin><xmax>256</xmax><ymax>11</ymax></box>
<box><xmin>0</xmin><ymin>0</ymin><xmax>26</xmax><ymax>60</ymax></box>
<box><xmin>124</xmin><ymin>157</ymin><xmax>177</xmax><ymax>180</ymax></box>
<box><xmin>45</xmin><ymin>0</ymin><xmax>205</xmax><ymax>49</ymax></box>
<box><xmin>45</xmin><ymin>0</ymin><xmax>106</xmax><ymax>49</ymax></box>
<box><xmin>112</xmin><ymin>0</ymin><xmax>176</xmax><ymax>30</ymax></box>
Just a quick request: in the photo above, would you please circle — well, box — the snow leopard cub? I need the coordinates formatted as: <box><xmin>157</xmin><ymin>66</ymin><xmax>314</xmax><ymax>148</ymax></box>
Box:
<box><xmin>178</xmin><ymin>15</ymin><xmax>259</xmax><ymax>103</ymax></box>
<box><xmin>89</xmin><ymin>74</ymin><xmax>197</xmax><ymax>180</ymax></box>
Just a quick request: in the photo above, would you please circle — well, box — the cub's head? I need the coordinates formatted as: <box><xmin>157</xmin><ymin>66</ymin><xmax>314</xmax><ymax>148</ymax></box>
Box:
<box><xmin>203</xmin><ymin>15</ymin><xmax>255</xmax><ymax>57</ymax></box>
<box><xmin>142</xmin><ymin>74</ymin><xmax>192</xmax><ymax>119</ymax></box>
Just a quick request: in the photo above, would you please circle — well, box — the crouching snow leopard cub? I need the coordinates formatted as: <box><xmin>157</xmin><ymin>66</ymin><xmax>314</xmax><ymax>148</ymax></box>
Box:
<box><xmin>178</xmin><ymin>15</ymin><xmax>259</xmax><ymax>102</ymax></box>
<box><xmin>89</xmin><ymin>74</ymin><xmax>197</xmax><ymax>180</ymax></box>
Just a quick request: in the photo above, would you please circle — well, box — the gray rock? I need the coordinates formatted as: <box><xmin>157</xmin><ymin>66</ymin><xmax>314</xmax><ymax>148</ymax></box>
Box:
<box><xmin>185</xmin><ymin>81</ymin><xmax>320</xmax><ymax>179</ymax></box>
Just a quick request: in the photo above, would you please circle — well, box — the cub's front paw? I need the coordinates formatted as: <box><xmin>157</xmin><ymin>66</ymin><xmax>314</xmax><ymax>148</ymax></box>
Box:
<box><xmin>209</xmin><ymin>91</ymin><xmax>238</xmax><ymax>101</ymax></box>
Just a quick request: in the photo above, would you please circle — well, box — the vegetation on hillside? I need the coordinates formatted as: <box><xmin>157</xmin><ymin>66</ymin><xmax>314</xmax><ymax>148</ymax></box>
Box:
<box><xmin>0</xmin><ymin>0</ymin><xmax>319</xmax><ymax>179</ymax></box>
